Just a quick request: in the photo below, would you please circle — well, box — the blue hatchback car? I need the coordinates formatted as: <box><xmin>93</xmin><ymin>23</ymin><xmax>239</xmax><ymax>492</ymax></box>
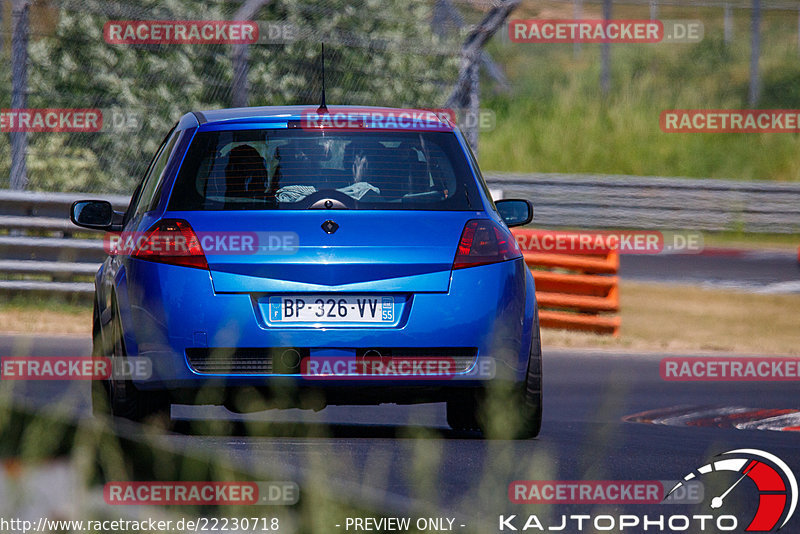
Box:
<box><xmin>71</xmin><ymin>106</ymin><xmax>542</xmax><ymax>437</ymax></box>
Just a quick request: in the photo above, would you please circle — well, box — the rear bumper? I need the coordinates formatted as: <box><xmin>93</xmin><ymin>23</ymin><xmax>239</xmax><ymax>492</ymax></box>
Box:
<box><xmin>119</xmin><ymin>257</ymin><xmax>536</xmax><ymax>392</ymax></box>
<box><xmin>166</xmin><ymin>383</ymin><xmax>501</xmax><ymax>408</ymax></box>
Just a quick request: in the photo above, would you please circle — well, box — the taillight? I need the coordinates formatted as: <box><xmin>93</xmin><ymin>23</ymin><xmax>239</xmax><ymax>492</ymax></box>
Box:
<box><xmin>453</xmin><ymin>219</ymin><xmax>522</xmax><ymax>270</ymax></box>
<box><xmin>131</xmin><ymin>219</ymin><xmax>208</xmax><ymax>270</ymax></box>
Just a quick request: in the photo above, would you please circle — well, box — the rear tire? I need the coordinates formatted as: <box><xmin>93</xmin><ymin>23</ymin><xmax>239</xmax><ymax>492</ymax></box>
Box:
<box><xmin>516</xmin><ymin>331</ymin><xmax>543</xmax><ymax>439</ymax></box>
<box><xmin>446</xmin><ymin>392</ymin><xmax>482</xmax><ymax>432</ymax></box>
<box><xmin>94</xmin><ymin>300</ymin><xmax>170</xmax><ymax>423</ymax></box>
<box><xmin>91</xmin><ymin>300</ymin><xmax>111</xmax><ymax>417</ymax></box>
<box><xmin>446</xmin><ymin>330</ymin><xmax>542</xmax><ymax>439</ymax></box>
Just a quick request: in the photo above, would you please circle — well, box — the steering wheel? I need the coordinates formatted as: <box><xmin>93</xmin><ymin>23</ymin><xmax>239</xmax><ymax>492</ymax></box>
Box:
<box><xmin>297</xmin><ymin>189</ymin><xmax>356</xmax><ymax>210</ymax></box>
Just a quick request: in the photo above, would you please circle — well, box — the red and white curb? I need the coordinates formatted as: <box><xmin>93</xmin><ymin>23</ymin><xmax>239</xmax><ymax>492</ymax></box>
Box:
<box><xmin>624</xmin><ymin>406</ymin><xmax>800</xmax><ymax>432</ymax></box>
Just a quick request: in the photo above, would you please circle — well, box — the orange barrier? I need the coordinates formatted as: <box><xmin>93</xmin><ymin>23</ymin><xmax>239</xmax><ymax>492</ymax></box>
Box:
<box><xmin>522</xmin><ymin>252</ymin><xmax>619</xmax><ymax>274</ymax></box>
<box><xmin>513</xmin><ymin>230</ymin><xmax>621</xmax><ymax>336</ymax></box>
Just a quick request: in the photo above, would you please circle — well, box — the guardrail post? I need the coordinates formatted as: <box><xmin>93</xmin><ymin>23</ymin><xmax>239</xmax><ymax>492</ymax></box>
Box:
<box><xmin>749</xmin><ymin>0</ymin><xmax>761</xmax><ymax>107</ymax></box>
<box><xmin>10</xmin><ymin>0</ymin><xmax>30</xmax><ymax>191</ymax></box>
<box><xmin>600</xmin><ymin>0</ymin><xmax>612</xmax><ymax>96</ymax></box>
<box><xmin>724</xmin><ymin>3</ymin><xmax>733</xmax><ymax>44</ymax></box>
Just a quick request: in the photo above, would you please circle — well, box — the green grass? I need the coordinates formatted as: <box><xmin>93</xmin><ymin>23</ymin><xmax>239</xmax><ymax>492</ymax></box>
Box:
<box><xmin>0</xmin><ymin>293</ymin><xmax>91</xmax><ymax>314</ymax></box>
<box><xmin>701</xmin><ymin>231</ymin><xmax>800</xmax><ymax>250</ymax></box>
<box><xmin>543</xmin><ymin>281</ymin><xmax>800</xmax><ymax>355</ymax></box>
<box><xmin>480</xmin><ymin>4</ymin><xmax>800</xmax><ymax>181</ymax></box>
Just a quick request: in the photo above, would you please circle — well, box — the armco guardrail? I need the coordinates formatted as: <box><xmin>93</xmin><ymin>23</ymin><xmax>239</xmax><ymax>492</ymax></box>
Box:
<box><xmin>513</xmin><ymin>229</ymin><xmax>621</xmax><ymax>336</ymax></box>
<box><xmin>0</xmin><ymin>190</ymin><xmax>128</xmax><ymax>295</ymax></box>
<box><xmin>1</xmin><ymin>172</ymin><xmax>797</xmax><ymax>299</ymax></box>
<box><xmin>486</xmin><ymin>172</ymin><xmax>800</xmax><ymax>234</ymax></box>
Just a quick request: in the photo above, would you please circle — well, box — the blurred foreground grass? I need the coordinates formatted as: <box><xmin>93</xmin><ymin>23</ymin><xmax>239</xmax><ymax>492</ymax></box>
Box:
<box><xmin>0</xmin><ymin>372</ymin><xmax>559</xmax><ymax>533</ymax></box>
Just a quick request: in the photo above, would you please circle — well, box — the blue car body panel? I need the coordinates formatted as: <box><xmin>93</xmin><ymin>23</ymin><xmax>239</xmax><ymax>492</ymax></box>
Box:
<box><xmin>93</xmin><ymin>105</ymin><xmax>538</xmax><ymax>401</ymax></box>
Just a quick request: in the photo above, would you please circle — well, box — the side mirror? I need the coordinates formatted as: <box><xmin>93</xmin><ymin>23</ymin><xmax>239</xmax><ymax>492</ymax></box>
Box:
<box><xmin>495</xmin><ymin>199</ymin><xmax>533</xmax><ymax>228</ymax></box>
<box><xmin>70</xmin><ymin>200</ymin><xmax>115</xmax><ymax>230</ymax></box>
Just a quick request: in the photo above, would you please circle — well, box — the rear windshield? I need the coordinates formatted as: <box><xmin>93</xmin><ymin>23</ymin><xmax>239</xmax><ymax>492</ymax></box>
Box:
<box><xmin>168</xmin><ymin>129</ymin><xmax>481</xmax><ymax>211</ymax></box>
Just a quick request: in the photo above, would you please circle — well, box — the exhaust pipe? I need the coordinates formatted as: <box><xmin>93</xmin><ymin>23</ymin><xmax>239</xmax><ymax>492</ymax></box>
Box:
<box><xmin>280</xmin><ymin>348</ymin><xmax>301</xmax><ymax>369</ymax></box>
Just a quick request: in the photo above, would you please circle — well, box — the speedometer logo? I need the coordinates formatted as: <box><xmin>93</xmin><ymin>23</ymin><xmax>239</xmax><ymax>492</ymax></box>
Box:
<box><xmin>666</xmin><ymin>449</ymin><xmax>797</xmax><ymax>531</ymax></box>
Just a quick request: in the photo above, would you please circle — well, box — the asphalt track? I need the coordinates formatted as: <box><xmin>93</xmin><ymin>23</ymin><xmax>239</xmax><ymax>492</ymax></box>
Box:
<box><xmin>621</xmin><ymin>249</ymin><xmax>800</xmax><ymax>293</ymax></box>
<box><xmin>3</xmin><ymin>334</ymin><xmax>800</xmax><ymax>532</ymax></box>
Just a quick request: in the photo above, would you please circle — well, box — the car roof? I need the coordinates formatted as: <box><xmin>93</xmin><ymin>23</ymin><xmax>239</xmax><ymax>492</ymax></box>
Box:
<box><xmin>178</xmin><ymin>105</ymin><xmax>456</xmax><ymax>131</ymax></box>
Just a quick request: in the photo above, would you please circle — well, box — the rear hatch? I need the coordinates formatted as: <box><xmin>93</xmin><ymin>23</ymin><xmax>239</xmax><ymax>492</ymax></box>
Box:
<box><xmin>171</xmin><ymin>210</ymin><xmax>480</xmax><ymax>293</ymax></box>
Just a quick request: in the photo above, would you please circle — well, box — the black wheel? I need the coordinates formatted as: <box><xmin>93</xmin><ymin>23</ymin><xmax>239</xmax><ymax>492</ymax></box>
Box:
<box><xmin>91</xmin><ymin>300</ymin><xmax>111</xmax><ymax>417</ymax></box>
<box><xmin>447</xmin><ymin>327</ymin><xmax>543</xmax><ymax>439</ymax></box>
<box><xmin>98</xmin><ymin>300</ymin><xmax>170</xmax><ymax>422</ymax></box>
<box><xmin>446</xmin><ymin>391</ymin><xmax>482</xmax><ymax>432</ymax></box>
<box><xmin>516</xmin><ymin>328</ymin><xmax>543</xmax><ymax>439</ymax></box>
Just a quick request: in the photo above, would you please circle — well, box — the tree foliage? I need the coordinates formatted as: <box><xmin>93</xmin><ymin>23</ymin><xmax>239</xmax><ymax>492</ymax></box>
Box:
<box><xmin>2</xmin><ymin>0</ymin><xmax>459</xmax><ymax>193</ymax></box>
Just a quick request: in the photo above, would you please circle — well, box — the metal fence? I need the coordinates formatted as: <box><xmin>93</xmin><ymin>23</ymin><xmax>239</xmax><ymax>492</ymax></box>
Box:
<box><xmin>0</xmin><ymin>0</ymin><xmax>499</xmax><ymax>194</ymax></box>
<box><xmin>0</xmin><ymin>189</ymin><xmax>127</xmax><ymax>294</ymax></box>
<box><xmin>1</xmin><ymin>172</ymin><xmax>797</xmax><ymax>295</ymax></box>
<box><xmin>486</xmin><ymin>172</ymin><xmax>800</xmax><ymax>233</ymax></box>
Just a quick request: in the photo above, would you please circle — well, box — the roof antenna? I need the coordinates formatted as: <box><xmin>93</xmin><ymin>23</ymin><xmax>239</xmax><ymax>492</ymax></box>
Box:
<box><xmin>317</xmin><ymin>43</ymin><xmax>328</xmax><ymax>114</ymax></box>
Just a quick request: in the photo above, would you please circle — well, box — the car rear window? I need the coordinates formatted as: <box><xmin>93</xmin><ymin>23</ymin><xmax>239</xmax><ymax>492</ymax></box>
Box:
<box><xmin>168</xmin><ymin>129</ymin><xmax>481</xmax><ymax>211</ymax></box>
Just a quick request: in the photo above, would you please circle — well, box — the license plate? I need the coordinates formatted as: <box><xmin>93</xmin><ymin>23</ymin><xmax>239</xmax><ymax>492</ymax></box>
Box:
<box><xmin>268</xmin><ymin>296</ymin><xmax>395</xmax><ymax>323</ymax></box>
